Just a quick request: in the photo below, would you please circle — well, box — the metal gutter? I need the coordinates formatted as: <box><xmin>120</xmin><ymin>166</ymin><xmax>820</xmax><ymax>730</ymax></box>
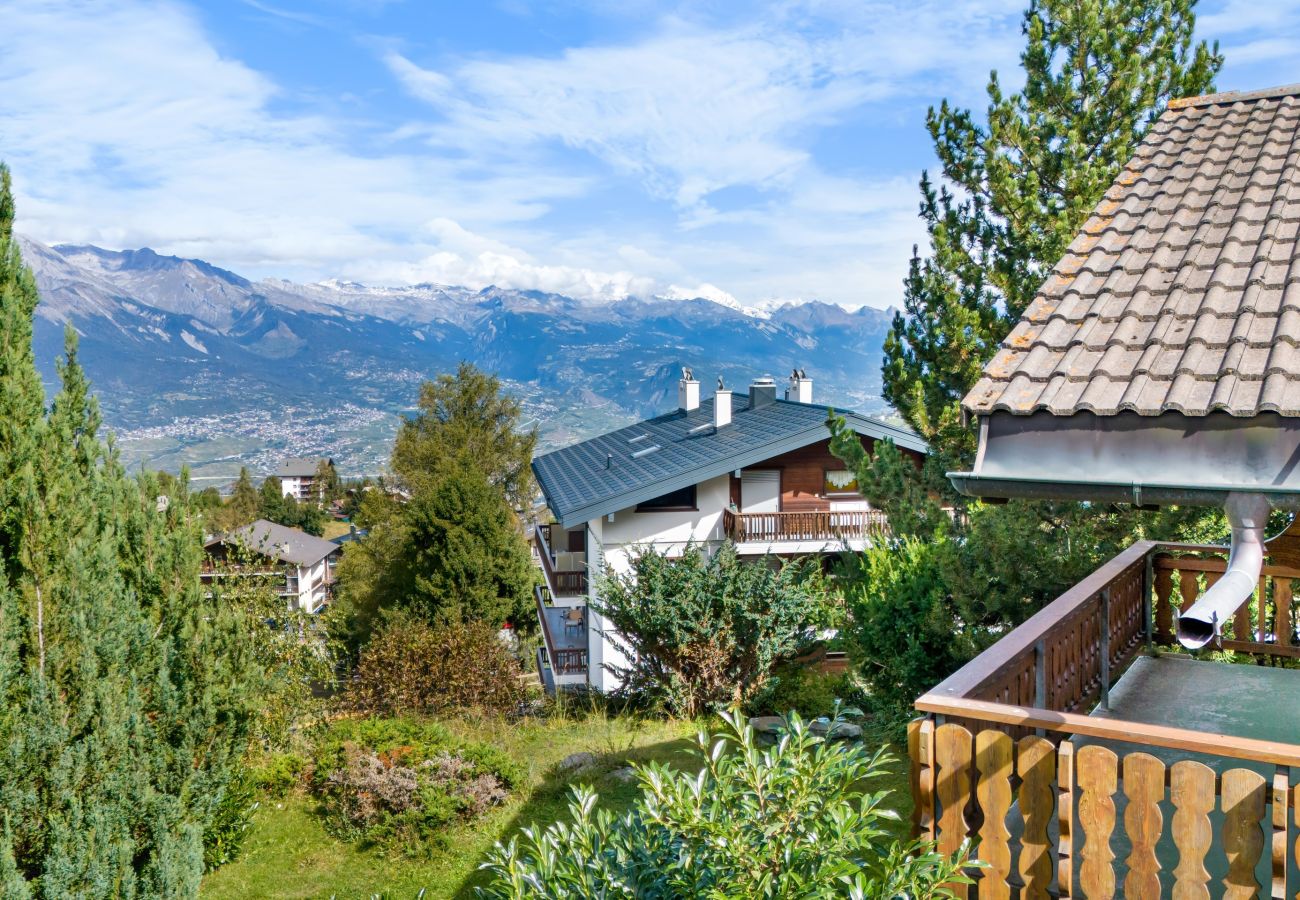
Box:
<box><xmin>947</xmin><ymin>471</ymin><xmax>1300</xmax><ymax>510</ymax></box>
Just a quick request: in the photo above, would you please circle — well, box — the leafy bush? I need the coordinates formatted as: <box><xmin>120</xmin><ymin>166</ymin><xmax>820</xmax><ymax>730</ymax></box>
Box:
<box><xmin>594</xmin><ymin>542</ymin><xmax>835</xmax><ymax>717</ymax></box>
<box><xmin>250</xmin><ymin>752</ymin><xmax>308</xmax><ymax>798</ymax></box>
<box><xmin>476</xmin><ymin>710</ymin><xmax>973</xmax><ymax>898</ymax></box>
<box><xmin>749</xmin><ymin>663</ymin><xmax>856</xmax><ymax>721</ymax></box>
<box><xmin>313</xmin><ymin>717</ymin><xmax>522</xmax><ymax>849</ymax></box>
<box><xmin>203</xmin><ymin>776</ymin><xmax>259</xmax><ymax>872</ymax></box>
<box><xmin>842</xmin><ymin>537</ymin><xmax>974</xmax><ymax>734</ymax></box>
<box><xmin>348</xmin><ymin>616</ymin><xmax>525</xmax><ymax>716</ymax></box>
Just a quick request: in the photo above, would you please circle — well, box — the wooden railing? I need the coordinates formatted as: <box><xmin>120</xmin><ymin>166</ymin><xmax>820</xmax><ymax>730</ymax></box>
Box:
<box><xmin>912</xmin><ymin>538</ymin><xmax>1300</xmax><ymax>896</ymax></box>
<box><xmin>533</xmin><ymin>585</ymin><xmax>587</xmax><ymax>679</ymax></box>
<box><xmin>722</xmin><ymin>508</ymin><xmax>888</xmax><ymax>543</ymax></box>
<box><xmin>551</xmin><ymin>649</ymin><xmax>588</xmax><ymax>675</ymax></box>
<box><xmin>532</xmin><ymin>527</ymin><xmax>588</xmax><ymax>597</ymax></box>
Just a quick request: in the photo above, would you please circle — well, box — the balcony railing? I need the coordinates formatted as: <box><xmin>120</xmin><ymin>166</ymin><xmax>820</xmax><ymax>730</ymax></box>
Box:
<box><xmin>910</xmin><ymin>539</ymin><xmax>1300</xmax><ymax>897</ymax></box>
<box><xmin>534</xmin><ymin>585</ymin><xmax>587</xmax><ymax>679</ymax></box>
<box><xmin>532</xmin><ymin>526</ymin><xmax>588</xmax><ymax>597</ymax></box>
<box><xmin>722</xmin><ymin>508</ymin><xmax>888</xmax><ymax>543</ymax></box>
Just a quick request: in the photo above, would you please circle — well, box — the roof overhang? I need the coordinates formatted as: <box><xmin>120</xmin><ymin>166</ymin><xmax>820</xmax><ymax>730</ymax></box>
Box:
<box><xmin>951</xmin><ymin>409</ymin><xmax>1300</xmax><ymax>510</ymax></box>
<box><xmin>540</xmin><ymin>412</ymin><xmax>922</xmax><ymax>528</ymax></box>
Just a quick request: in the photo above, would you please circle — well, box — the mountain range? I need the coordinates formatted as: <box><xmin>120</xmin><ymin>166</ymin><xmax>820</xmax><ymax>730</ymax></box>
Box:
<box><xmin>20</xmin><ymin>236</ymin><xmax>897</xmax><ymax>486</ymax></box>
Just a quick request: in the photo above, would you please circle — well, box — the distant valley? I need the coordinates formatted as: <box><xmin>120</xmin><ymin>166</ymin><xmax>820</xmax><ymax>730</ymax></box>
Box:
<box><xmin>21</xmin><ymin>236</ymin><xmax>896</xmax><ymax>487</ymax></box>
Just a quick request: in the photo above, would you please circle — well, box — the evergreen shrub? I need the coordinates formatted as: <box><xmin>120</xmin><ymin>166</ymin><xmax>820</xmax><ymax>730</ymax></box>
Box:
<box><xmin>313</xmin><ymin>717</ymin><xmax>521</xmax><ymax>849</ymax></box>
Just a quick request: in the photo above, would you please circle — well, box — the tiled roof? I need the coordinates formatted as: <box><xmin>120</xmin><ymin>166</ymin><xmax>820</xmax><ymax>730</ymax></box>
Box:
<box><xmin>212</xmin><ymin>519</ymin><xmax>340</xmax><ymax>566</ymax></box>
<box><xmin>965</xmin><ymin>84</ymin><xmax>1300</xmax><ymax>418</ymax></box>
<box><xmin>533</xmin><ymin>397</ymin><xmax>924</xmax><ymax>527</ymax></box>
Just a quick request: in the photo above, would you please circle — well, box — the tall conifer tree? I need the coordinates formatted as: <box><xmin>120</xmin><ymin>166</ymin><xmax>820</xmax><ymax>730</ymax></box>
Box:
<box><xmin>0</xmin><ymin>163</ymin><xmax>260</xmax><ymax>896</ymax></box>
<box><xmin>882</xmin><ymin>0</ymin><xmax>1220</xmax><ymax>474</ymax></box>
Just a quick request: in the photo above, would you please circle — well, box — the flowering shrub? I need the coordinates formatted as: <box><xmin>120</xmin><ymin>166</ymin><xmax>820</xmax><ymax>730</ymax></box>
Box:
<box><xmin>314</xmin><ymin>717</ymin><xmax>521</xmax><ymax>850</ymax></box>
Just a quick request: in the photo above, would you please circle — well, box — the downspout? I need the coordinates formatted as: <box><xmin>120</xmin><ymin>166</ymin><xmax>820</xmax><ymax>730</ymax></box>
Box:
<box><xmin>1177</xmin><ymin>492</ymin><xmax>1272</xmax><ymax>649</ymax></box>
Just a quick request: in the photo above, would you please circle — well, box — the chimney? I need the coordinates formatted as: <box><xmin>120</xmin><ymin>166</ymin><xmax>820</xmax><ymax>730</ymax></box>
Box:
<box><xmin>785</xmin><ymin>368</ymin><xmax>812</xmax><ymax>403</ymax></box>
<box><xmin>748</xmin><ymin>375</ymin><xmax>777</xmax><ymax>410</ymax></box>
<box><xmin>714</xmin><ymin>384</ymin><xmax>733</xmax><ymax>429</ymax></box>
<box><xmin>678</xmin><ymin>366</ymin><xmax>700</xmax><ymax>412</ymax></box>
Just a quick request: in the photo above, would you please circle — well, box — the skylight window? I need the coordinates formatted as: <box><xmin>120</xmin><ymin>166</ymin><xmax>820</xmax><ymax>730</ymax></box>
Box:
<box><xmin>630</xmin><ymin>445</ymin><xmax>661</xmax><ymax>459</ymax></box>
<box><xmin>627</xmin><ymin>433</ymin><xmax>650</xmax><ymax>444</ymax></box>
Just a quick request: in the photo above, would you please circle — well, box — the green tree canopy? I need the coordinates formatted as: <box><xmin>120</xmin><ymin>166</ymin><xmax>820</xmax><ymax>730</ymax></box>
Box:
<box><xmin>0</xmin><ymin>163</ymin><xmax>262</xmax><ymax>896</ymax></box>
<box><xmin>332</xmin><ymin>365</ymin><xmax>536</xmax><ymax>653</ymax></box>
<box><xmin>594</xmin><ymin>543</ymin><xmax>833</xmax><ymax>717</ymax></box>
<box><xmin>391</xmin><ymin>362</ymin><xmax>537</xmax><ymax>510</ymax></box>
<box><xmin>829</xmin><ymin>0</ymin><xmax>1224</xmax><ymax>724</ymax></box>
<box><xmin>882</xmin><ymin>0</ymin><xmax>1220</xmax><ymax>472</ymax></box>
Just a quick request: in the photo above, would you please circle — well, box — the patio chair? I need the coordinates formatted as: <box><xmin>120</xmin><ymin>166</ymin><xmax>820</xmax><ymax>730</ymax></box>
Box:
<box><xmin>563</xmin><ymin>608</ymin><xmax>584</xmax><ymax>637</ymax></box>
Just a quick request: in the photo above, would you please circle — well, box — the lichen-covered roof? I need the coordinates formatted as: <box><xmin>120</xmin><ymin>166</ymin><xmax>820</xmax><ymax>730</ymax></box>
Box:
<box><xmin>533</xmin><ymin>398</ymin><xmax>924</xmax><ymax>527</ymax></box>
<box><xmin>966</xmin><ymin>84</ymin><xmax>1300</xmax><ymax>418</ymax></box>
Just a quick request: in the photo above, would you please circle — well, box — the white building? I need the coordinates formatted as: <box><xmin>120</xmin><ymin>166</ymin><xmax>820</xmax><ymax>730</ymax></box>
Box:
<box><xmin>203</xmin><ymin>519</ymin><xmax>341</xmax><ymax>613</ymax></box>
<box><xmin>530</xmin><ymin>371</ymin><xmax>927</xmax><ymax>693</ymax></box>
<box><xmin>275</xmin><ymin>457</ymin><xmax>333</xmax><ymax>503</ymax></box>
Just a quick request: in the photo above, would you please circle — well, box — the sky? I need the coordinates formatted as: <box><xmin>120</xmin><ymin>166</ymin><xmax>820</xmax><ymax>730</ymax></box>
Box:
<box><xmin>0</xmin><ymin>1</ymin><xmax>1297</xmax><ymax>310</ymax></box>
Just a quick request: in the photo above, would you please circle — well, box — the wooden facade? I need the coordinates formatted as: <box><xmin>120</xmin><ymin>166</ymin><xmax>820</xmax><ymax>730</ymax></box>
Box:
<box><xmin>911</xmin><ymin>538</ymin><xmax>1300</xmax><ymax>897</ymax></box>
<box><xmin>727</xmin><ymin>435</ymin><xmax>924</xmax><ymax>513</ymax></box>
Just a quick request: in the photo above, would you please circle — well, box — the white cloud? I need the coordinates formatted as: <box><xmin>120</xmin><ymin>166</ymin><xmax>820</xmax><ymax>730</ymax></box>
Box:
<box><xmin>385</xmin><ymin>5</ymin><xmax>1022</xmax><ymax>208</ymax></box>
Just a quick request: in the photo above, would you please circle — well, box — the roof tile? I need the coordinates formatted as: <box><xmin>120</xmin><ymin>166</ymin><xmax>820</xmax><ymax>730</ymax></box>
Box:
<box><xmin>965</xmin><ymin>85</ymin><xmax>1300</xmax><ymax>417</ymax></box>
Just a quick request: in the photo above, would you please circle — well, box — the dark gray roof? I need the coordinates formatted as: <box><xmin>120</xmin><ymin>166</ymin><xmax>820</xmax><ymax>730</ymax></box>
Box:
<box><xmin>966</xmin><ymin>84</ymin><xmax>1300</xmax><ymax>418</ymax></box>
<box><xmin>275</xmin><ymin>457</ymin><xmax>329</xmax><ymax>478</ymax></box>
<box><xmin>213</xmin><ymin>519</ymin><xmax>340</xmax><ymax>566</ymax></box>
<box><xmin>533</xmin><ymin>398</ymin><xmax>924</xmax><ymax>527</ymax></box>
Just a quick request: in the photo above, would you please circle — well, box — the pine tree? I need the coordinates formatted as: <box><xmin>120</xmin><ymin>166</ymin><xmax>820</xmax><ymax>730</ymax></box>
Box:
<box><xmin>221</xmin><ymin>466</ymin><xmax>260</xmax><ymax>529</ymax></box>
<box><xmin>0</xmin><ymin>164</ymin><xmax>260</xmax><ymax>895</ymax></box>
<box><xmin>391</xmin><ymin>362</ymin><xmax>537</xmax><ymax>510</ymax></box>
<box><xmin>882</xmin><ymin>0</ymin><xmax>1220</xmax><ymax>473</ymax></box>
<box><xmin>333</xmin><ymin>365</ymin><xmax>536</xmax><ymax>652</ymax></box>
<box><xmin>828</xmin><ymin>3</ymin><xmax>1225</xmax><ymax>713</ymax></box>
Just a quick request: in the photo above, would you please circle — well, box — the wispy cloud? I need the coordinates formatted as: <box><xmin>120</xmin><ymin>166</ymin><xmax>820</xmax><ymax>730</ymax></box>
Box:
<box><xmin>0</xmin><ymin>0</ymin><xmax>1290</xmax><ymax>310</ymax></box>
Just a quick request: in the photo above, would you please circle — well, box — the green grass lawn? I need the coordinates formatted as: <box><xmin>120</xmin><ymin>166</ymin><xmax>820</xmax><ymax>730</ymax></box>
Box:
<box><xmin>201</xmin><ymin>711</ymin><xmax>915</xmax><ymax>899</ymax></box>
<box><xmin>201</xmin><ymin>712</ymin><xmax>701</xmax><ymax>899</ymax></box>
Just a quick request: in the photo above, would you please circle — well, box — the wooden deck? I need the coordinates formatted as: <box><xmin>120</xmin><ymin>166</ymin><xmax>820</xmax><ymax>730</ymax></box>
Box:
<box><xmin>911</xmin><ymin>538</ymin><xmax>1300</xmax><ymax>897</ymax></box>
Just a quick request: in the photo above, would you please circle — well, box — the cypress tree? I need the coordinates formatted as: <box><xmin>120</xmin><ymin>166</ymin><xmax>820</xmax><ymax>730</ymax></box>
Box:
<box><xmin>0</xmin><ymin>163</ymin><xmax>260</xmax><ymax>895</ymax></box>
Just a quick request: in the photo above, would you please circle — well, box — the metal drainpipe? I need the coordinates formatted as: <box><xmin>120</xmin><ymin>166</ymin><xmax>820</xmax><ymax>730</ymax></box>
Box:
<box><xmin>1177</xmin><ymin>492</ymin><xmax>1272</xmax><ymax>650</ymax></box>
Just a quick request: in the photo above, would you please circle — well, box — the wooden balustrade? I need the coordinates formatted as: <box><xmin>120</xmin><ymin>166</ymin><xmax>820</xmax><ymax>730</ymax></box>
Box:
<box><xmin>722</xmin><ymin>508</ymin><xmax>888</xmax><ymax>543</ymax></box>
<box><xmin>533</xmin><ymin>585</ymin><xmax>587</xmax><ymax>679</ymax></box>
<box><xmin>913</xmin><ymin>538</ymin><xmax>1300</xmax><ymax>896</ymax></box>
<box><xmin>532</xmin><ymin>526</ymin><xmax>588</xmax><ymax>597</ymax></box>
<box><xmin>912</xmin><ymin>720</ymin><xmax>1294</xmax><ymax>899</ymax></box>
<box><xmin>551</xmin><ymin>649</ymin><xmax>588</xmax><ymax>675</ymax></box>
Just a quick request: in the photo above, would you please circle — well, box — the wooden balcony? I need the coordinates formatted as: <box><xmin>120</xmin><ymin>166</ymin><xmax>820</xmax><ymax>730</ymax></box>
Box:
<box><xmin>534</xmin><ymin>585</ymin><xmax>587</xmax><ymax>681</ymax></box>
<box><xmin>911</xmin><ymin>539</ymin><xmax>1300</xmax><ymax>896</ymax></box>
<box><xmin>532</xmin><ymin>526</ymin><xmax>588</xmax><ymax>597</ymax></box>
<box><xmin>722</xmin><ymin>508</ymin><xmax>887</xmax><ymax>544</ymax></box>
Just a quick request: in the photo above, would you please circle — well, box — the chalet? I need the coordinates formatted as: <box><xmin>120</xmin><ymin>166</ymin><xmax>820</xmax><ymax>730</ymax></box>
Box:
<box><xmin>530</xmin><ymin>370</ymin><xmax>926</xmax><ymax>692</ymax></box>
<box><xmin>911</xmin><ymin>85</ymin><xmax>1300</xmax><ymax>896</ymax></box>
<box><xmin>203</xmin><ymin>519</ymin><xmax>341</xmax><ymax>613</ymax></box>
<box><xmin>275</xmin><ymin>457</ymin><xmax>333</xmax><ymax>503</ymax></box>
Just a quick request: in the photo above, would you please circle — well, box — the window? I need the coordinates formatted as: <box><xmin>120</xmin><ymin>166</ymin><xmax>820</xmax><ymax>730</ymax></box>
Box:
<box><xmin>823</xmin><ymin>469</ymin><xmax>861</xmax><ymax>497</ymax></box>
<box><xmin>636</xmin><ymin>484</ymin><xmax>697</xmax><ymax>511</ymax></box>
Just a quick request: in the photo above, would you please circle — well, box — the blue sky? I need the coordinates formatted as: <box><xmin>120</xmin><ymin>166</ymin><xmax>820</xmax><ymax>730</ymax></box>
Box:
<box><xmin>1</xmin><ymin>0</ymin><xmax>1296</xmax><ymax>309</ymax></box>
